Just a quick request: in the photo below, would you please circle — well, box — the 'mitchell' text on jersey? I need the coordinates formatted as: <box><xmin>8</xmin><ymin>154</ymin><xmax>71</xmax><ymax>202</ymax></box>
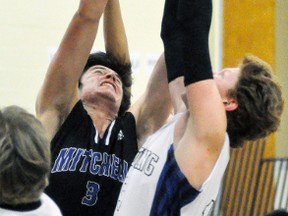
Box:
<box><xmin>51</xmin><ymin>147</ymin><xmax>128</xmax><ymax>183</ymax></box>
<box><xmin>132</xmin><ymin>147</ymin><xmax>159</xmax><ymax>176</ymax></box>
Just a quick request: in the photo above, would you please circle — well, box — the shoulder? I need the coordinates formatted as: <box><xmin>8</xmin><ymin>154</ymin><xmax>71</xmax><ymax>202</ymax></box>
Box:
<box><xmin>117</xmin><ymin>112</ymin><xmax>136</xmax><ymax>127</ymax></box>
<box><xmin>50</xmin><ymin>100</ymin><xmax>92</xmax><ymax>144</ymax></box>
<box><xmin>62</xmin><ymin>100</ymin><xmax>90</xmax><ymax>125</ymax></box>
<box><xmin>41</xmin><ymin>193</ymin><xmax>62</xmax><ymax>215</ymax></box>
<box><xmin>119</xmin><ymin>111</ymin><xmax>135</xmax><ymax>121</ymax></box>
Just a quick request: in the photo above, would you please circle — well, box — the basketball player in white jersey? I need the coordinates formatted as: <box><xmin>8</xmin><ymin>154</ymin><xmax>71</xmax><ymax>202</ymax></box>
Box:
<box><xmin>115</xmin><ymin>0</ymin><xmax>283</xmax><ymax>215</ymax></box>
<box><xmin>115</xmin><ymin>0</ymin><xmax>229</xmax><ymax>214</ymax></box>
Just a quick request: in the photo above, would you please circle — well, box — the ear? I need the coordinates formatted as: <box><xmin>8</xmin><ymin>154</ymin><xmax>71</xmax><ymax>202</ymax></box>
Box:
<box><xmin>223</xmin><ymin>99</ymin><xmax>238</xmax><ymax>111</ymax></box>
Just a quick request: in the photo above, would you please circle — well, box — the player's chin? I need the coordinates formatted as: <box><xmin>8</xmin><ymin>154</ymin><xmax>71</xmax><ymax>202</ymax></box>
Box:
<box><xmin>103</xmin><ymin>91</ymin><xmax>121</xmax><ymax>103</ymax></box>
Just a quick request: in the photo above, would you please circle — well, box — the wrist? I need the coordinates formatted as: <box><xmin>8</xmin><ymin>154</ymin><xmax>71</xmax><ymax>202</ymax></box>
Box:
<box><xmin>77</xmin><ymin>1</ymin><xmax>107</xmax><ymax>21</ymax></box>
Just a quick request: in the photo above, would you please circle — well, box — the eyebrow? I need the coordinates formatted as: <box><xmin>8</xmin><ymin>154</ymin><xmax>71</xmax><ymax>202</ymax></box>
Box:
<box><xmin>94</xmin><ymin>66</ymin><xmax>107</xmax><ymax>70</ymax></box>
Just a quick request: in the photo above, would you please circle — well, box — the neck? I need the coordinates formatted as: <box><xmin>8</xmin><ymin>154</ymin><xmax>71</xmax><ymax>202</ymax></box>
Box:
<box><xmin>83</xmin><ymin>102</ymin><xmax>118</xmax><ymax>137</ymax></box>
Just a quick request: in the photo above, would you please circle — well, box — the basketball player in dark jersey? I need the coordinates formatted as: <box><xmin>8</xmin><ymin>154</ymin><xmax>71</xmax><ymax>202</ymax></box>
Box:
<box><xmin>36</xmin><ymin>0</ymin><xmax>172</xmax><ymax>215</ymax></box>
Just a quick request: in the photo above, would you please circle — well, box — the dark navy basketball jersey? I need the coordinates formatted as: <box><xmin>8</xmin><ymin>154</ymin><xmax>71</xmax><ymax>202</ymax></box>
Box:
<box><xmin>45</xmin><ymin>101</ymin><xmax>138</xmax><ymax>216</ymax></box>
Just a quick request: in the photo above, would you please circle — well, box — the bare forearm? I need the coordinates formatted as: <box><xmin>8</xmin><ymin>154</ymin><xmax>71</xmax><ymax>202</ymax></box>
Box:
<box><xmin>104</xmin><ymin>0</ymin><xmax>130</xmax><ymax>63</ymax></box>
<box><xmin>37</xmin><ymin>0</ymin><xmax>108</xmax><ymax>136</ymax></box>
<box><xmin>39</xmin><ymin>0</ymin><xmax>107</xmax><ymax>106</ymax></box>
<box><xmin>52</xmin><ymin>13</ymin><xmax>98</xmax><ymax>80</ymax></box>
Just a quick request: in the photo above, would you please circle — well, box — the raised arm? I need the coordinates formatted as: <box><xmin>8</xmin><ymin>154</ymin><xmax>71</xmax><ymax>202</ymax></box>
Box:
<box><xmin>105</xmin><ymin>0</ymin><xmax>172</xmax><ymax>146</ymax></box>
<box><xmin>106</xmin><ymin>0</ymin><xmax>173</xmax><ymax>147</ymax></box>
<box><xmin>163</xmin><ymin>0</ymin><xmax>227</xmax><ymax>189</ymax></box>
<box><xmin>129</xmin><ymin>53</ymin><xmax>173</xmax><ymax>147</ymax></box>
<box><xmin>104</xmin><ymin>0</ymin><xmax>130</xmax><ymax>64</ymax></box>
<box><xmin>36</xmin><ymin>0</ymin><xmax>108</xmax><ymax>140</ymax></box>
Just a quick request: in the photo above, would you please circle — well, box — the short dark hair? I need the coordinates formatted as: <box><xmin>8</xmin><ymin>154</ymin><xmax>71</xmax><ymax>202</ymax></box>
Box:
<box><xmin>226</xmin><ymin>55</ymin><xmax>284</xmax><ymax>148</ymax></box>
<box><xmin>79</xmin><ymin>51</ymin><xmax>132</xmax><ymax>116</ymax></box>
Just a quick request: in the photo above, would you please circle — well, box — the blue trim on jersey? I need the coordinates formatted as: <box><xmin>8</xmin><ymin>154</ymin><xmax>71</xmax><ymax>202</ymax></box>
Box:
<box><xmin>150</xmin><ymin>144</ymin><xmax>200</xmax><ymax>216</ymax></box>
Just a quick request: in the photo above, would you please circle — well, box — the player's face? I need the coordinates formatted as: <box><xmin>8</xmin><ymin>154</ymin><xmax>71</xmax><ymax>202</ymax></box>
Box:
<box><xmin>213</xmin><ymin>67</ymin><xmax>240</xmax><ymax>100</ymax></box>
<box><xmin>80</xmin><ymin>65</ymin><xmax>123</xmax><ymax>109</ymax></box>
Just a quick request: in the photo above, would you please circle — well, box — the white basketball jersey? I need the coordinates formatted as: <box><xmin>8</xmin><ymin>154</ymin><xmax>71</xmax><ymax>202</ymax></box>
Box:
<box><xmin>114</xmin><ymin>113</ymin><xmax>230</xmax><ymax>216</ymax></box>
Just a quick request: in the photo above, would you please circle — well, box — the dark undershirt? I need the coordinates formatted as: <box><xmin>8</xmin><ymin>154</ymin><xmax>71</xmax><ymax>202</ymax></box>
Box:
<box><xmin>0</xmin><ymin>200</ymin><xmax>41</xmax><ymax>212</ymax></box>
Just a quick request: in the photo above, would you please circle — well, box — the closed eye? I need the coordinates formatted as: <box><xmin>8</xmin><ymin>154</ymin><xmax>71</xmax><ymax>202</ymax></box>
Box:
<box><xmin>91</xmin><ymin>67</ymin><xmax>122</xmax><ymax>86</ymax></box>
<box><xmin>94</xmin><ymin>70</ymin><xmax>104</xmax><ymax>75</ymax></box>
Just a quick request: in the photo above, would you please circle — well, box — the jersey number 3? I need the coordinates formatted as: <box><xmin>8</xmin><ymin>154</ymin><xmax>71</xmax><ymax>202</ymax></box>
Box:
<box><xmin>82</xmin><ymin>181</ymin><xmax>100</xmax><ymax>206</ymax></box>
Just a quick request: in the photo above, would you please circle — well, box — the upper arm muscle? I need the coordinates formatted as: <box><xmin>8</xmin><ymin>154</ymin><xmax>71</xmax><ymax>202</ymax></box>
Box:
<box><xmin>174</xmin><ymin>80</ymin><xmax>226</xmax><ymax>188</ymax></box>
